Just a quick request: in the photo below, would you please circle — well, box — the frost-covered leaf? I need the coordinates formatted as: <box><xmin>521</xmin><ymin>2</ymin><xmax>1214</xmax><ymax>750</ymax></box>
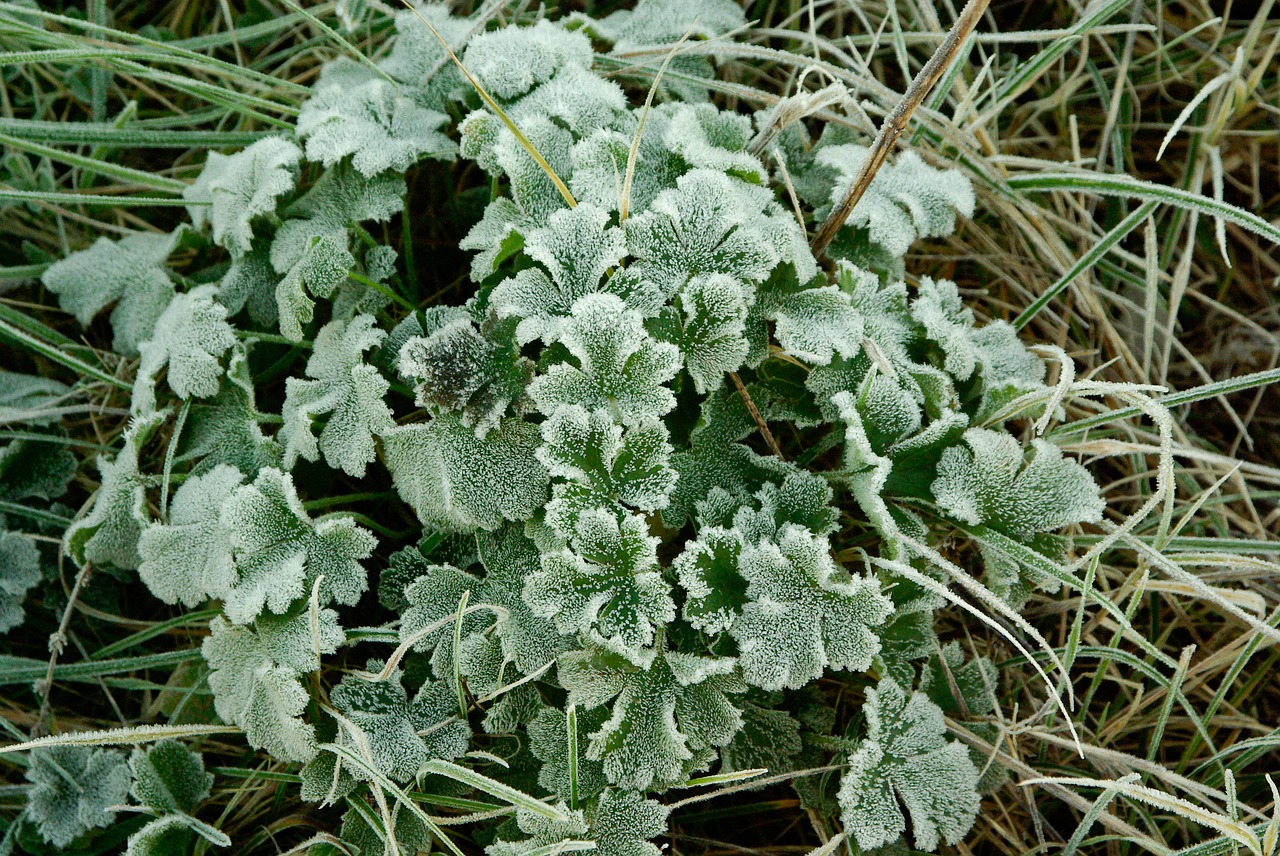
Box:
<box><xmin>814</xmin><ymin>146</ymin><xmax>975</xmax><ymax>259</ymax></box>
<box><xmin>570</xmin><ymin>109</ymin><xmax>682</xmax><ymax>214</ymax></box>
<box><xmin>664</xmin><ymin>388</ymin><xmax>790</xmax><ymax>529</ymax></box>
<box><xmin>528</xmin><ymin>294</ymin><xmax>679</xmax><ymax>424</ymax></box>
<box><xmin>674</xmin><ymin>526</ymin><xmax>746</xmax><ymax>635</ymax></box>
<box><xmin>138</xmin><ymin>464</ymin><xmax>243</xmax><ymax>608</ymax></box>
<box><xmin>137</xmin><ymin>285</ymin><xmax>237</xmax><ymax>404</ymax></box>
<box><xmin>623</xmin><ymin>170</ymin><xmax>779</xmax><ymax>298</ymax></box>
<box><xmin>932</xmin><ymin>428</ymin><xmax>1105</xmax><ymax>541</ymax></box>
<box><xmin>281</xmin><ymin>315</ymin><xmax>394</xmax><ymax>477</ymax></box>
<box><xmin>202</xmin><ymin>616</ymin><xmax>318</xmax><ymax>763</ymax></box>
<box><xmin>219</xmin><ymin>467</ymin><xmax>375</xmax><ymax>623</ymax></box>
<box><xmin>527</xmin><ymin>705</ymin><xmax>608</xmax><ymax>803</ymax></box>
<box><xmin>911</xmin><ymin>277</ymin><xmax>979</xmax><ymax>380</ymax></box>
<box><xmin>378</xmin><ymin>2</ymin><xmax>469</xmax><ymax>106</ymax></box>
<box><xmin>836</xmin><ymin>677</ymin><xmax>980</xmax><ymax>852</ymax></box>
<box><xmin>0</xmin><ymin>370</ymin><xmax>69</xmax><ymax>426</ymax></box>
<box><xmin>489</xmin><ymin>205</ymin><xmax>625</xmax><ymax>345</ymax></box>
<box><xmin>270</xmin><ymin>165</ymin><xmax>405</xmax><ymax>340</ymax></box>
<box><xmin>41</xmin><ymin>228</ymin><xmax>183</xmax><ymax>355</ymax></box>
<box><xmin>129</xmin><ymin>739</ymin><xmax>212</xmax><ymax>815</ymax></box>
<box><xmin>719</xmin><ymin>695</ymin><xmax>804</xmax><ymax>776</ymax></box>
<box><xmin>675</xmin><ymin>273</ymin><xmax>751</xmax><ymax>393</ymax></box>
<box><xmin>297</xmin><ymin>68</ymin><xmax>454</xmax><ymax>177</ymax></box>
<box><xmin>383</xmin><ymin>415</ymin><xmax>548</xmax><ymax>532</ymax></box>
<box><xmin>330</xmin><ymin>664</ymin><xmax>470</xmax><ymax>783</ymax></box>
<box><xmin>0</xmin><ymin>527</ymin><xmax>40</xmax><ymax>634</ymax></box>
<box><xmin>538</xmin><ymin>404</ymin><xmax>675</xmax><ymax>535</ymax></box>
<box><xmin>25</xmin><ymin>745</ymin><xmax>132</xmax><ymax>848</ymax></box>
<box><xmin>397</xmin><ymin>314</ymin><xmax>533</xmax><ymax>437</ymax></box>
<box><xmin>177</xmin><ymin>348</ymin><xmax>281</xmax><ymax>477</ymax></box>
<box><xmin>931</xmin><ymin>428</ymin><xmax>1104</xmax><ymax>605</ymax></box>
<box><xmin>731</xmin><ymin>525</ymin><xmax>890</xmax><ymax>691</ymax></box>
<box><xmin>560</xmin><ymin>646</ymin><xmax>743</xmax><ymax>792</ymax></box>
<box><xmin>757</xmin><ymin>267</ymin><xmax>864</xmax><ymax>365</ymax></box>
<box><xmin>514</xmin><ymin>61</ymin><xmax>628</xmax><ymax>138</ymax></box>
<box><xmin>476</xmin><ymin>525</ymin><xmax>571</xmax><ymax>674</ymax></box>
<box><xmin>66</xmin><ymin>412</ymin><xmax>163</xmax><ymax>571</ymax></box>
<box><xmin>663</xmin><ymin>103</ymin><xmax>766</xmax><ymax>183</ymax></box>
<box><xmin>602</xmin><ymin>0</ymin><xmax>746</xmax><ymax>47</ymax></box>
<box><xmin>184</xmin><ymin>137</ymin><xmax>301</xmax><ymax>258</ymax></box>
<box><xmin>525</xmin><ymin>510</ymin><xmax>674</xmax><ymax>663</ymax></box>
<box><xmin>488</xmin><ymin>790</ymin><xmax>668</xmax><ymax>856</ymax></box>
<box><xmin>255</xmin><ymin>601</ymin><xmax>346</xmax><ymax>674</ymax></box>
<box><xmin>464</xmin><ymin>19</ymin><xmax>593</xmax><ymax>100</ymax></box>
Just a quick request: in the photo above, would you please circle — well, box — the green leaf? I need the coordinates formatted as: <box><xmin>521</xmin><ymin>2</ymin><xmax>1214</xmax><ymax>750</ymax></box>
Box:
<box><xmin>674</xmin><ymin>526</ymin><xmax>746</xmax><ymax>635</ymax></box>
<box><xmin>177</xmin><ymin>348</ymin><xmax>281</xmax><ymax>476</ymax></box>
<box><xmin>202</xmin><ymin>616</ymin><xmax>319</xmax><ymax>764</ymax></box>
<box><xmin>25</xmin><ymin>745</ymin><xmax>132</xmax><ymax>848</ymax></box>
<box><xmin>624</xmin><ymin>170</ymin><xmax>784</xmax><ymax>299</ymax></box>
<box><xmin>138</xmin><ymin>463</ymin><xmax>243</xmax><ymax>608</ymax></box>
<box><xmin>732</xmin><ymin>525</ymin><xmax>890</xmax><ymax>690</ymax></box>
<box><xmin>525</xmin><ymin>510</ymin><xmax>674</xmax><ymax>663</ymax></box>
<box><xmin>297</xmin><ymin>67</ymin><xmax>454</xmax><ymax>177</ymax></box>
<box><xmin>933</xmin><ymin>428</ymin><xmax>1103</xmax><ymax>541</ymax></box>
<box><xmin>281</xmin><ymin>314</ymin><xmax>394</xmax><ymax>477</ymax></box>
<box><xmin>537</xmin><ymin>404</ymin><xmax>675</xmax><ymax>536</ymax></box>
<box><xmin>219</xmin><ymin>467</ymin><xmax>376</xmax><ymax>623</ymax></box>
<box><xmin>183</xmin><ymin>136</ymin><xmax>301</xmax><ymax>258</ymax></box>
<box><xmin>528</xmin><ymin>705</ymin><xmax>608</xmax><ymax>804</ymax></box>
<box><xmin>129</xmin><ymin>739</ymin><xmax>212</xmax><ymax>815</ymax></box>
<box><xmin>529</xmin><ymin>294</ymin><xmax>680</xmax><ymax>424</ymax></box>
<box><xmin>383</xmin><ymin>414</ymin><xmax>548</xmax><ymax>532</ymax></box>
<box><xmin>41</xmin><ymin>228</ymin><xmax>183</xmax><ymax>355</ymax></box>
<box><xmin>836</xmin><ymin>677</ymin><xmax>980</xmax><ymax>852</ymax></box>
<box><xmin>560</xmin><ymin>646</ymin><xmax>743</xmax><ymax>792</ymax></box>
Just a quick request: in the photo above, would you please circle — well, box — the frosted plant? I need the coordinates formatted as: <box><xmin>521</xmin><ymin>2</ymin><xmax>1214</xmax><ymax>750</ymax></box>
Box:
<box><xmin>0</xmin><ymin>524</ymin><xmax>40</xmax><ymax>633</ymax></box>
<box><xmin>281</xmin><ymin>314</ymin><xmax>394</xmax><ymax>477</ymax></box>
<box><xmin>41</xmin><ymin>228</ymin><xmax>185</xmax><ymax>355</ymax></box>
<box><xmin>137</xmin><ymin>464</ymin><xmax>243</xmax><ymax>608</ymax></box>
<box><xmin>25</xmin><ymin>745</ymin><xmax>133</xmax><ymax>848</ymax></box>
<box><xmin>382</xmin><ymin>414</ymin><xmax>548</xmax><ymax>532</ymax></box>
<box><xmin>296</xmin><ymin>68</ymin><xmax>453</xmax><ymax>177</ymax></box>
<box><xmin>525</xmin><ymin>509</ymin><xmax>675</xmax><ymax>662</ymax></box>
<box><xmin>559</xmin><ymin>644</ymin><xmax>743</xmax><ymax>791</ymax></box>
<box><xmin>218</xmin><ymin>467</ymin><xmax>376</xmax><ymax>623</ymax></box>
<box><xmin>66</xmin><ymin>411</ymin><xmax>164</xmax><ymax>571</ymax></box>
<box><xmin>813</xmin><ymin>146</ymin><xmax>976</xmax><ymax>259</ymax></box>
<box><xmin>837</xmin><ymin>677</ymin><xmax>981</xmax><ymax>852</ymax></box>
<box><xmin>184</xmin><ymin>136</ymin><xmax>302</xmax><ymax>258</ymax></box>
<box><xmin>134</xmin><ymin>284</ymin><xmax>238</xmax><ymax>412</ymax></box>
<box><xmin>528</xmin><ymin>294</ymin><xmax>680</xmax><ymax>424</ymax></box>
<box><xmin>18</xmin><ymin>5</ymin><xmax>1118</xmax><ymax>855</ymax></box>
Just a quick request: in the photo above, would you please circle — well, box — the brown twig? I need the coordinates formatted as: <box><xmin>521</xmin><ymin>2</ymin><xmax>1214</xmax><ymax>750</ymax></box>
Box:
<box><xmin>729</xmin><ymin>372</ymin><xmax>784</xmax><ymax>459</ymax></box>
<box><xmin>809</xmin><ymin>0</ymin><xmax>992</xmax><ymax>259</ymax></box>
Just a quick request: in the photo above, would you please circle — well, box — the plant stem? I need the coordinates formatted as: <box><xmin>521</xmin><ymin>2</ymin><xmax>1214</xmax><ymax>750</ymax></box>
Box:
<box><xmin>810</xmin><ymin>0</ymin><xmax>992</xmax><ymax>258</ymax></box>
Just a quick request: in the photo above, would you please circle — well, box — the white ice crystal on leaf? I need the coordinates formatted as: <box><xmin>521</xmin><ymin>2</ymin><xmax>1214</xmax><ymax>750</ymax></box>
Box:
<box><xmin>837</xmin><ymin>677</ymin><xmax>981</xmax><ymax>852</ymax></box>
<box><xmin>184</xmin><ymin>137</ymin><xmax>302</xmax><ymax>258</ymax></box>
<box><xmin>281</xmin><ymin>315</ymin><xmax>394</xmax><ymax>477</ymax></box>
